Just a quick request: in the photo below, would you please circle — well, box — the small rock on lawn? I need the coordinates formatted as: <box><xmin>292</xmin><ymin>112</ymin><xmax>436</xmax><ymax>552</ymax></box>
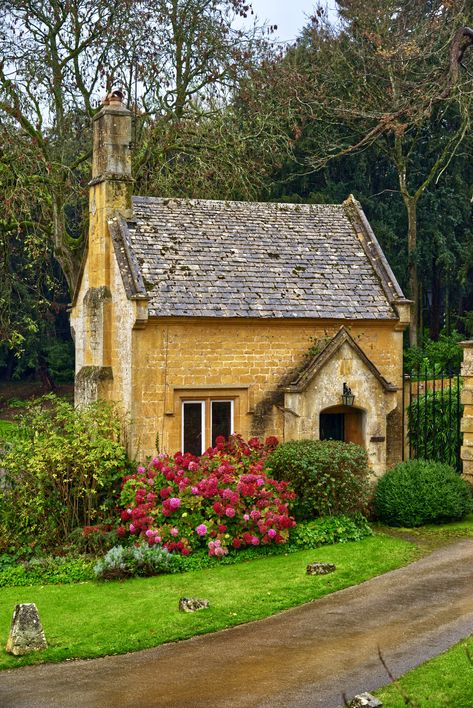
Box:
<box><xmin>306</xmin><ymin>562</ymin><xmax>336</xmax><ymax>576</ymax></box>
<box><xmin>347</xmin><ymin>692</ymin><xmax>382</xmax><ymax>707</ymax></box>
<box><xmin>178</xmin><ymin>598</ymin><xmax>210</xmax><ymax>613</ymax></box>
<box><xmin>6</xmin><ymin>603</ymin><xmax>48</xmax><ymax>656</ymax></box>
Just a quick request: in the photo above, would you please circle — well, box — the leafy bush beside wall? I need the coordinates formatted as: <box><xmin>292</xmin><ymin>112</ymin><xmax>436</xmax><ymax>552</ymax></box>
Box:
<box><xmin>266</xmin><ymin>439</ymin><xmax>370</xmax><ymax>519</ymax></box>
<box><xmin>0</xmin><ymin>395</ymin><xmax>130</xmax><ymax>554</ymax></box>
<box><xmin>374</xmin><ymin>459</ymin><xmax>472</xmax><ymax>527</ymax></box>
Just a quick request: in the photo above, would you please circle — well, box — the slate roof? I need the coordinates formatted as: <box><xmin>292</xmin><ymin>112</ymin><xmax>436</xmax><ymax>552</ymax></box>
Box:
<box><xmin>110</xmin><ymin>195</ymin><xmax>406</xmax><ymax>320</ymax></box>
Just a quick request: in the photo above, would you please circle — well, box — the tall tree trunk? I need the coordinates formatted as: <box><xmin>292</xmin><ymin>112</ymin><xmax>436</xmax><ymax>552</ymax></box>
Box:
<box><xmin>405</xmin><ymin>195</ymin><xmax>419</xmax><ymax>346</ymax></box>
<box><xmin>52</xmin><ymin>191</ymin><xmax>81</xmax><ymax>294</ymax></box>
<box><xmin>430</xmin><ymin>258</ymin><xmax>441</xmax><ymax>340</ymax></box>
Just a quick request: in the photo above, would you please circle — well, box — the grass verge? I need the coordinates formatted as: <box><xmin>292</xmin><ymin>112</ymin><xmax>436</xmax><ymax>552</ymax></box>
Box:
<box><xmin>0</xmin><ymin>533</ymin><xmax>416</xmax><ymax>670</ymax></box>
<box><xmin>374</xmin><ymin>513</ymin><xmax>473</xmax><ymax>552</ymax></box>
<box><xmin>375</xmin><ymin>635</ymin><xmax>473</xmax><ymax>707</ymax></box>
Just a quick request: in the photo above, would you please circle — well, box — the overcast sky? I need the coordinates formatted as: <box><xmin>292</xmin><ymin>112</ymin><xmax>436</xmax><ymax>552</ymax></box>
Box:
<box><xmin>246</xmin><ymin>1</ymin><xmax>337</xmax><ymax>43</ymax></box>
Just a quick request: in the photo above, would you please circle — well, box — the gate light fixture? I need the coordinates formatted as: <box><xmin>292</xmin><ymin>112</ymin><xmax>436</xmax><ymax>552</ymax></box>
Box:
<box><xmin>342</xmin><ymin>382</ymin><xmax>355</xmax><ymax>406</ymax></box>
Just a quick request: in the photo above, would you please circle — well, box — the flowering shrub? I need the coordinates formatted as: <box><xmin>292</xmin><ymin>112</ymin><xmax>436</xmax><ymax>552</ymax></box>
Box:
<box><xmin>118</xmin><ymin>435</ymin><xmax>296</xmax><ymax>556</ymax></box>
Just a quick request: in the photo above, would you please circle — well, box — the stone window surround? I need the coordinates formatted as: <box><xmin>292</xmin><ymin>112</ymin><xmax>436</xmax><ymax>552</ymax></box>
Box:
<box><xmin>165</xmin><ymin>385</ymin><xmax>253</xmax><ymax>417</ymax></box>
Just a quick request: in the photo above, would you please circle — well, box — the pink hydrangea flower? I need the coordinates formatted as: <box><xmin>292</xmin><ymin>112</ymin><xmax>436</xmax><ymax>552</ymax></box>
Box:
<box><xmin>196</xmin><ymin>524</ymin><xmax>207</xmax><ymax>536</ymax></box>
<box><xmin>169</xmin><ymin>497</ymin><xmax>181</xmax><ymax>510</ymax></box>
<box><xmin>188</xmin><ymin>461</ymin><xmax>199</xmax><ymax>471</ymax></box>
<box><xmin>137</xmin><ymin>466</ymin><xmax>146</xmax><ymax>474</ymax></box>
<box><xmin>170</xmin><ymin>527</ymin><xmax>179</xmax><ymax>537</ymax></box>
<box><xmin>267</xmin><ymin>528</ymin><xmax>277</xmax><ymax>539</ymax></box>
<box><xmin>243</xmin><ymin>514</ymin><xmax>250</xmax><ymax>522</ymax></box>
<box><xmin>129</xmin><ymin>523</ymin><xmax>136</xmax><ymax>533</ymax></box>
<box><xmin>191</xmin><ymin>486</ymin><xmax>199</xmax><ymax>494</ymax></box>
<box><xmin>250</xmin><ymin>510</ymin><xmax>261</xmax><ymax>521</ymax></box>
<box><xmin>225</xmin><ymin>507</ymin><xmax>236</xmax><ymax>518</ymax></box>
<box><xmin>251</xmin><ymin>536</ymin><xmax>260</xmax><ymax>545</ymax></box>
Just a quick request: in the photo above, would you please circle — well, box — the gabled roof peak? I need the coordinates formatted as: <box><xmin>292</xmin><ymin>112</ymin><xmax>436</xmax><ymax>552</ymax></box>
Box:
<box><xmin>286</xmin><ymin>326</ymin><xmax>398</xmax><ymax>393</ymax></box>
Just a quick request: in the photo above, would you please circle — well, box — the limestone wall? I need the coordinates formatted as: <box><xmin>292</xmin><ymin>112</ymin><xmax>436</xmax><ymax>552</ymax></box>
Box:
<box><xmin>129</xmin><ymin>318</ymin><xmax>404</xmax><ymax>467</ymax></box>
<box><xmin>461</xmin><ymin>341</ymin><xmax>473</xmax><ymax>483</ymax></box>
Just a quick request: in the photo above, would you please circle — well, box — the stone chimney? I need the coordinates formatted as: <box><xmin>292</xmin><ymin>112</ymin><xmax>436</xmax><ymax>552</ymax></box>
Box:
<box><xmin>90</xmin><ymin>90</ymin><xmax>133</xmax><ymax>219</ymax></box>
<box><xmin>86</xmin><ymin>89</ymin><xmax>133</xmax><ymax>290</ymax></box>
<box><xmin>72</xmin><ymin>91</ymin><xmax>135</xmax><ymax>410</ymax></box>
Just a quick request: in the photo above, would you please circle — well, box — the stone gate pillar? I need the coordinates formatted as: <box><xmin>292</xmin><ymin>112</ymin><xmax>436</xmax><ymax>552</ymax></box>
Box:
<box><xmin>460</xmin><ymin>340</ymin><xmax>473</xmax><ymax>483</ymax></box>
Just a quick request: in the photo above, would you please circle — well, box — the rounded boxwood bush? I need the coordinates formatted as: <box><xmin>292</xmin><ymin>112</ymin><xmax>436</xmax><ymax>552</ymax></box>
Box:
<box><xmin>374</xmin><ymin>459</ymin><xmax>472</xmax><ymax>527</ymax></box>
<box><xmin>266</xmin><ymin>439</ymin><xmax>370</xmax><ymax>519</ymax></box>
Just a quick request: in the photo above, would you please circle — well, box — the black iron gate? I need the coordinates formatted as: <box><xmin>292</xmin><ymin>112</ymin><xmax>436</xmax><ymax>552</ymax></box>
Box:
<box><xmin>402</xmin><ymin>368</ymin><xmax>462</xmax><ymax>471</ymax></box>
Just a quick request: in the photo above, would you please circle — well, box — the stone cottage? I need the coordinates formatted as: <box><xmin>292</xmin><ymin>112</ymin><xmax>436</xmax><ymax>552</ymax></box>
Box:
<box><xmin>70</xmin><ymin>92</ymin><xmax>411</xmax><ymax>475</ymax></box>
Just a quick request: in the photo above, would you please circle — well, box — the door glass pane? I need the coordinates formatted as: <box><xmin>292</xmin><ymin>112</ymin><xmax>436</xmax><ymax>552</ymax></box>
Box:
<box><xmin>183</xmin><ymin>402</ymin><xmax>203</xmax><ymax>456</ymax></box>
<box><xmin>211</xmin><ymin>401</ymin><xmax>232</xmax><ymax>447</ymax></box>
<box><xmin>320</xmin><ymin>413</ymin><xmax>345</xmax><ymax>441</ymax></box>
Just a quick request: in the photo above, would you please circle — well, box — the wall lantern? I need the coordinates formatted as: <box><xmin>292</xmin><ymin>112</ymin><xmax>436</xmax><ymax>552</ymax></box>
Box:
<box><xmin>342</xmin><ymin>382</ymin><xmax>355</xmax><ymax>406</ymax></box>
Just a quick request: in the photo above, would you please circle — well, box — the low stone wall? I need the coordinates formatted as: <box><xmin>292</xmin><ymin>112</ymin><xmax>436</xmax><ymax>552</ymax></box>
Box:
<box><xmin>460</xmin><ymin>341</ymin><xmax>473</xmax><ymax>483</ymax></box>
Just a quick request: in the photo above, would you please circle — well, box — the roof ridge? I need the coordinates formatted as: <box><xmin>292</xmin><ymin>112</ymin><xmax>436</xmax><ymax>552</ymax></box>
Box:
<box><xmin>132</xmin><ymin>195</ymin><xmax>345</xmax><ymax>211</ymax></box>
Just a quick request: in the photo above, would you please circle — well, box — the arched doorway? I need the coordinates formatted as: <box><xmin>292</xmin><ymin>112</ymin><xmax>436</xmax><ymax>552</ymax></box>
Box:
<box><xmin>319</xmin><ymin>405</ymin><xmax>365</xmax><ymax>446</ymax></box>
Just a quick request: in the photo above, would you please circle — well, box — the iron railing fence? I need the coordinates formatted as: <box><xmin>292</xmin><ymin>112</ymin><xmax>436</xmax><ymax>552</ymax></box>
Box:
<box><xmin>403</xmin><ymin>367</ymin><xmax>462</xmax><ymax>472</ymax></box>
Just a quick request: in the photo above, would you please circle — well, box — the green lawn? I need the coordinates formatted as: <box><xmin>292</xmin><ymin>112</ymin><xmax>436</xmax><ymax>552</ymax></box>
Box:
<box><xmin>375</xmin><ymin>635</ymin><xmax>473</xmax><ymax>707</ymax></box>
<box><xmin>0</xmin><ymin>534</ymin><xmax>416</xmax><ymax>670</ymax></box>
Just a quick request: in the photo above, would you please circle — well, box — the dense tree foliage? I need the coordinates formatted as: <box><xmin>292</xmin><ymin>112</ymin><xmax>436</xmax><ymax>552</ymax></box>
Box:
<box><xmin>0</xmin><ymin>0</ymin><xmax>471</xmax><ymax>383</ymax></box>
<box><xmin>263</xmin><ymin>0</ymin><xmax>473</xmax><ymax>343</ymax></box>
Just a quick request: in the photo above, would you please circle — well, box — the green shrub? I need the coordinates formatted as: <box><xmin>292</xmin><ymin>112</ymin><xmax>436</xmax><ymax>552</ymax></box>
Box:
<box><xmin>374</xmin><ymin>459</ymin><xmax>472</xmax><ymax>527</ymax></box>
<box><xmin>65</xmin><ymin>525</ymin><xmax>125</xmax><ymax>555</ymax></box>
<box><xmin>0</xmin><ymin>420</ymin><xmax>18</xmax><ymax>442</ymax></box>
<box><xmin>94</xmin><ymin>543</ymin><xmax>175</xmax><ymax>580</ymax></box>
<box><xmin>267</xmin><ymin>440</ymin><xmax>370</xmax><ymax>519</ymax></box>
<box><xmin>0</xmin><ymin>395</ymin><xmax>131</xmax><ymax>553</ymax></box>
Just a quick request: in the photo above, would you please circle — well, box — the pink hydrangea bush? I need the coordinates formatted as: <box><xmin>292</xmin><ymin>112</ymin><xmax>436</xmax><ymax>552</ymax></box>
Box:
<box><xmin>118</xmin><ymin>435</ymin><xmax>296</xmax><ymax>556</ymax></box>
